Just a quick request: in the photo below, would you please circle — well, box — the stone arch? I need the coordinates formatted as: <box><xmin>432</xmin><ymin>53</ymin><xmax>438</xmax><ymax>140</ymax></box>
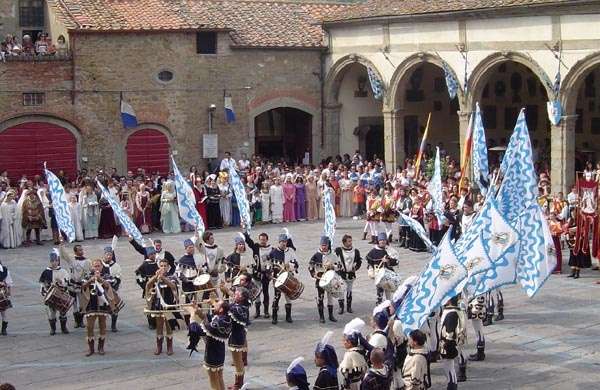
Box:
<box><xmin>388</xmin><ymin>52</ymin><xmax>466</xmax><ymax>111</ymax></box>
<box><xmin>120</xmin><ymin>123</ymin><xmax>173</xmax><ymax>174</ymax></box>
<box><xmin>561</xmin><ymin>51</ymin><xmax>600</xmax><ymax>115</ymax></box>
<box><xmin>0</xmin><ymin>113</ymin><xmax>82</xmax><ymax>145</ymax></box>
<box><xmin>324</xmin><ymin>54</ymin><xmax>386</xmax><ymax>106</ymax></box>
<box><xmin>467</xmin><ymin>51</ymin><xmax>554</xmax><ymax>109</ymax></box>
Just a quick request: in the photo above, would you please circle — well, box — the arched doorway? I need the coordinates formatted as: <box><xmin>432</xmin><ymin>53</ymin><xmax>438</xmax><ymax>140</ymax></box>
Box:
<box><xmin>0</xmin><ymin>121</ymin><xmax>77</xmax><ymax>181</ymax></box>
<box><xmin>471</xmin><ymin>60</ymin><xmax>550</xmax><ymax>170</ymax></box>
<box><xmin>254</xmin><ymin>107</ymin><xmax>312</xmax><ymax>164</ymax></box>
<box><xmin>570</xmin><ymin>66</ymin><xmax>600</xmax><ymax>172</ymax></box>
<box><xmin>126</xmin><ymin>128</ymin><xmax>170</xmax><ymax>175</ymax></box>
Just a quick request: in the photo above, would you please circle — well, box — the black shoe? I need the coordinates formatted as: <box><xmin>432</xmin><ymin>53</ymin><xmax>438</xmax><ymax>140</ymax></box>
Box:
<box><xmin>338</xmin><ymin>299</ymin><xmax>344</xmax><ymax>315</ymax></box>
<box><xmin>447</xmin><ymin>382</ymin><xmax>458</xmax><ymax>390</ymax></box>
<box><xmin>73</xmin><ymin>313</ymin><xmax>80</xmax><ymax>328</ymax></box>
<box><xmin>1</xmin><ymin>321</ymin><xmax>7</xmax><ymax>336</ymax></box>
<box><xmin>272</xmin><ymin>308</ymin><xmax>278</xmax><ymax>325</ymax></box>
<box><xmin>60</xmin><ymin>318</ymin><xmax>69</xmax><ymax>334</ymax></box>
<box><xmin>458</xmin><ymin>364</ymin><xmax>467</xmax><ymax>382</ymax></box>
<box><xmin>263</xmin><ymin>304</ymin><xmax>270</xmax><ymax>319</ymax></box>
<box><xmin>254</xmin><ymin>303</ymin><xmax>261</xmax><ymax>319</ymax></box>
<box><xmin>168</xmin><ymin>318</ymin><xmax>180</xmax><ymax>331</ymax></box>
<box><xmin>568</xmin><ymin>269</ymin><xmax>576</xmax><ymax>277</ymax></box>
<box><xmin>285</xmin><ymin>304</ymin><xmax>293</xmax><ymax>323</ymax></box>
<box><xmin>469</xmin><ymin>343</ymin><xmax>486</xmax><ymax>361</ymax></box>
<box><xmin>327</xmin><ymin>305</ymin><xmax>337</xmax><ymax>322</ymax></box>
<box><xmin>318</xmin><ymin>304</ymin><xmax>325</xmax><ymax>323</ymax></box>
<box><xmin>482</xmin><ymin>314</ymin><xmax>493</xmax><ymax>327</ymax></box>
<box><xmin>495</xmin><ymin>311</ymin><xmax>504</xmax><ymax>321</ymax></box>
<box><xmin>49</xmin><ymin>319</ymin><xmax>57</xmax><ymax>336</ymax></box>
<box><xmin>111</xmin><ymin>315</ymin><xmax>119</xmax><ymax>332</ymax></box>
<box><xmin>574</xmin><ymin>270</ymin><xmax>581</xmax><ymax>279</ymax></box>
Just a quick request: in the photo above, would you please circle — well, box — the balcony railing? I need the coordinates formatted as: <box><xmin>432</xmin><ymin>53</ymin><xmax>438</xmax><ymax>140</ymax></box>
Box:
<box><xmin>2</xmin><ymin>52</ymin><xmax>72</xmax><ymax>63</ymax></box>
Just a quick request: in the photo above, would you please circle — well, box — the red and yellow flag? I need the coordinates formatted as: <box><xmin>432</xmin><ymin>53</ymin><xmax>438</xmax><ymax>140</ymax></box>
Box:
<box><xmin>414</xmin><ymin>113</ymin><xmax>431</xmax><ymax>178</ymax></box>
<box><xmin>458</xmin><ymin>113</ymin><xmax>474</xmax><ymax>189</ymax></box>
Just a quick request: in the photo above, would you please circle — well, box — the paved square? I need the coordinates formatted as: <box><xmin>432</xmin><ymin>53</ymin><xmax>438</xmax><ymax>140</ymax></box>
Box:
<box><xmin>1</xmin><ymin>218</ymin><xmax>600</xmax><ymax>389</ymax></box>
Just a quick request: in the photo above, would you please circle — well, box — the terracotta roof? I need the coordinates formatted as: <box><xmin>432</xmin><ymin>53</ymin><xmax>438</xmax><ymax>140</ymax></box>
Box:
<box><xmin>48</xmin><ymin>0</ymin><xmax>353</xmax><ymax>48</ymax></box>
<box><xmin>324</xmin><ymin>0</ymin><xmax>575</xmax><ymax>22</ymax></box>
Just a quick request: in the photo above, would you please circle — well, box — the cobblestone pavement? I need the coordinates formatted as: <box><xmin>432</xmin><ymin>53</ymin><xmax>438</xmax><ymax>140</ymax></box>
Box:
<box><xmin>1</xmin><ymin>218</ymin><xmax>600</xmax><ymax>389</ymax></box>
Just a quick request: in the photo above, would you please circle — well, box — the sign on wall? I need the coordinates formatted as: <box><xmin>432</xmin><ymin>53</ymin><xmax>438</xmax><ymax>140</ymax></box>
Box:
<box><xmin>203</xmin><ymin>134</ymin><xmax>218</xmax><ymax>158</ymax></box>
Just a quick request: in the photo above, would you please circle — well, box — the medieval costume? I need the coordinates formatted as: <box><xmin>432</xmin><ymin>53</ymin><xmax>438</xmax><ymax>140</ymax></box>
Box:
<box><xmin>295</xmin><ymin>178</ymin><xmax>307</xmax><ymax>221</ymax></box>
<box><xmin>366</xmin><ymin>233</ymin><xmax>399</xmax><ymax>303</ymax></box>
<box><xmin>244</xmin><ymin>231</ymin><xmax>273</xmax><ymax>319</ymax></box>
<box><xmin>306</xmin><ymin>175</ymin><xmax>319</xmax><ymax>221</ymax></box>
<box><xmin>309</xmin><ymin>236</ymin><xmax>338</xmax><ymax>323</ymax></box>
<box><xmin>81</xmin><ymin>187</ymin><xmax>99</xmax><ymax>239</ymax></box>
<box><xmin>287</xmin><ymin>357</ymin><xmax>310</xmax><ymax>390</ymax></box>
<box><xmin>219</xmin><ymin>175</ymin><xmax>233</xmax><ymax>226</ymax></box>
<box><xmin>439</xmin><ymin>296</ymin><xmax>466</xmax><ymax>390</ymax></box>
<box><xmin>22</xmin><ymin>189</ymin><xmax>47</xmax><ymax>245</ymax></box>
<box><xmin>228</xmin><ymin>286</ymin><xmax>251</xmax><ymax>389</ymax></box>
<box><xmin>0</xmin><ymin>190</ymin><xmax>20</xmax><ymax>248</ymax></box>
<box><xmin>335</xmin><ymin>237</ymin><xmax>362</xmax><ymax>314</ymax></box>
<box><xmin>160</xmin><ymin>181</ymin><xmax>181</xmax><ymax>234</ymax></box>
<box><xmin>98</xmin><ymin>197</ymin><xmax>120</xmax><ymax>239</ymax></box>
<box><xmin>269</xmin><ymin>232</ymin><xmax>299</xmax><ymax>324</ymax></box>
<box><xmin>0</xmin><ymin>261</ymin><xmax>13</xmax><ymax>335</ymax></box>
<box><xmin>314</xmin><ymin>331</ymin><xmax>340</xmax><ymax>390</ymax></box>
<box><xmin>145</xmin><ymin>259</ymin><xmax>178</xmax><ymax>355</ymax></box>
<box><xmin>59</xmin><ymin>243</ymin><xmax>91</xmax><ymax>328</ymax></box>
<box><xmin>206</xmin><ymin>175</ymin><xmax>223</xmax><ymax>229</ymax></box>
<box><xmin>134</xmin><ymin>246</ymin><xmax>159</xmax><ymax>329</ymax></box>
<box><xmin>340</xmin><ymin>318</ymin><xmax>368</xmax><ymax>390</ymax></box>
<box><xmin>134</xmin><ymin>186</ymin><xmax>153</xmax><ymax>234</ymax></box>
<box><xmin>283</xmin><ymin>175</ymin><xmax>296</xmax><ymax>222</ymax></box>
<box><xmin>39</xmin><ymin>249</ymin><xmax>71</xmax><ymax>335</ymax></box>
<box><xmin>102</xmin><ymin>246</ymin><xmax>123</xmax><ymax>332</ymax></box>
<box><xmin>67</xmin><ymin>195</ymin><xmax>84</xmax><ymax>241</ymax></box>
<box><xmin>270</xmin><ymin>180</ymin><xmax>284</xmax><ymax>224</ymax></box>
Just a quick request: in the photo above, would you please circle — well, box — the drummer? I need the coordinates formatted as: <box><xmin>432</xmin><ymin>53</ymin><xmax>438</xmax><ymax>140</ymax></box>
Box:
<box><xmin>0</xmin><ymin>260</ymin><xmax>13</xmax><ymax>336</ymax></box>
<box><xmin>129</xmin><ymin>235</ymin><xmax>176</xmax><ymax>274</ymax></box>
<box><xmin>243</xmin><ymin>229</ymin><xmax>273</xmax><ymax>319</ymax></box>
<box><xmin>39</xmin><ymin>249</ymin><xmax>71</xmax><ymax>335</ymax></box>
<box><xmin>366</xmin><ymin>232</ymin><xmax>399</xmax><ymax>304</ymax></box>
<box><xmin>135</xmin><ymin>246</ymin><xmax>159</xmax><ymax>329</ymax></box>
<box><xmin>58</xmin><ymin>241</ymin><xmax>90</xmax><ymax>329</ymax></box>
<box><xmin>176</xmin><ymin>238</ymin><xmax>203</xmax><ymax>327</ymax></box>
<box><xmin>225</xmin><ymin>234</ymin><xmax>256</xmax><ymax>286</ymax></box>
<box><xmin>309</xmin><ymin>236</ymin><xmax>337</xmax><ymax>324</ymax></box>
<box><xmin>268</xmin><ymin>231</ymin><xmax>299</xmax><ymax>325</ymax></box>
<box><xmin>334</xmin><ymin>234</ymin><xmax>362</xmax><ymax>314</ymax></box>
<box><xmin>101</xmin><ymin>246</ymin><xmax>122</xmax><ymax>333</ymax></box>
<box><xmin>146</xmin><ymin>258</ymin><xmax>179</xmax><ymax>356</ymax></box>
<box><xmin>197</xmin><ymin>231</ymin><xmax>226</xmax><ymax>299</ymax></box>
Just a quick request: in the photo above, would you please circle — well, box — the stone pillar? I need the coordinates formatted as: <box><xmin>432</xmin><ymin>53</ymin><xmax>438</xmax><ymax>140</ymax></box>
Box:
<box><xmin>383</xmin><ymin>108</ymin><xmax>405</xmax><ymax>172</ymax></box>
<box><xmin>551</xmin><ymin>116</ymin><xmax>576</xmax><ymax>194</ymax></box>
<box><xmin>322</xmin><ymin>104</ymin><xmax>341</xmax><ymax>161</ymax></box>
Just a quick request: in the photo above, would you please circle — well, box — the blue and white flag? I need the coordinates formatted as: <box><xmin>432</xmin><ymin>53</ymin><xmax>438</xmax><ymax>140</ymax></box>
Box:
<box><xmin>547</xmin><ymin>100</ymin><xmax>562</xmax><ymax>126</ymax></box>
<box><xmin>224</xmin><ymin>95</ymin><xmax>236</xmax><ymax>124</ymax></box>
<box><xmin>323</xmin><ymin>187</ymin><xmax>336</xmax><ymax>244</ymax></box>
<box><xmin>496</xmin><ymin>109</ymin><xmax>538</xmax><ymax>223</ymax></box>
<box><xmin>472</xmin><ymin>103</ymin><xmax>489</xmax><ymax>194</ymax></box>
<box><xmin>44</xmin><ymin>165</ymin><xmax>75</xmax><ymax>243</ymax></box>
<box><xmin>443</xmin><ymin>62</ymin><xmax>459</xmax><ymax>100</ymax></box>
<box><xmin>515</xmin><ymin>203</ymin><xmax>557</xmax><ymax>297</ymax></box>
<box><xmin>96</xmin><ymin>180</ymin><xmax>142</xmax><ymax>244</ymax></box>
<box><xmin>399</xmin><ymin>214</ymin><xmax>434</xmax><ymax>251</ymax></box>
<box><xmin>367</xmin><ymin>66</ymin><xmax>384</xmax><ymax>100</ymax></box>
<box><xmin>467</xmin><ymin>240</ymin><xmax>519</xmax><ymax>297</ymax></box>
<box><xmin>228</xmin><ymin>164</ymin><xmax>251</xmax><ymax>231</ymax></box>
<box><xmin>427</xmin><ymin>147</ymin><xmax>444</xmax><ymax>224</ymax></box>
<box><xmin>120</xmin><ymin>98</ymin><xmax>138</xmax><ymax>128</ymax></box>
<box><xmin>171</xmin><ymin>156</ymin><xmax>205</xmax><ymax>233</ymax></box>
<box><xmin>458</xmin><ymin>232</ymin><xmax>494</xmax><ymax>279</ymax></box>
<box><xmin>398</xmin><ymin>231</ymin><xmax>468</xmax><ymax>335</ymax></box>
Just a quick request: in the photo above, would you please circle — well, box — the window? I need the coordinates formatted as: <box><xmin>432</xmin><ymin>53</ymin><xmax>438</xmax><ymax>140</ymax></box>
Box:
<box><xmin>19</xmin><ymin>0</ymin><xmax>44</xmax><ymax>27</ymax></box>
<box><xmin>23</xmin><ymin>92</ymin><xmax>44</xmax><ymax>106</ymax></box>
<box><xmin>157</xmin><ymin>70</ymin><xmax>174</xmax><ymax>83</ymax></box>
<box><xmin>196</xmin><ymin>32</ymin><xmax>217</xmax><ymax>54</ymax></box>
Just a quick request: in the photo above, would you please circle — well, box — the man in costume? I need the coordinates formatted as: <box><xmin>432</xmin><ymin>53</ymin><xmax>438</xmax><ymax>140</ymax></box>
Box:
<box><xmin>439</xmin><ymin>295</ymin><xmax>466</xmax><ymax>389</ymax></box>
<box><xmin>467</xmin><ymin>295</ymin><xmax>486</xmax><ymax>362</ymax></box>
<box><xmin>22</xmin><ymin>189</ymin><xmax>46</xmax><ymax>246</ymax></box>
<box><xmin>146</xmin><ymin>257</ymin><xmax>178</xmax><ymax>356</ymax></box>
<box><xmin>309</xmin><ymin>236</ymin><xmax>338</xmax><ymax>323</ymax></box>
<box><xmin>59</xmin><ymin>241</ymin><xmax>91</xmax><ymax>329</ymax></box>
<box><xmin>135</xmin><ymin>246</ymin><xmax>159</xmax><ymax>329</ymax></box>
<box><xmin>224</xmin><ymin>234</ymin><xmax>256</xmax><ymax>284</ymax></box>
<box><xmin>226</xmin><ymin>285</ymin><xmax>251</xmax><ymax>389</ymax></box>
<box><xmin>176</xmin><ymin>238</ymin><xmax>203</xmax><ymax>326</ymax></box>
<box><xmin>340</xmin><ymin>318</ymin><xmax>368</xmax><ymax>389</ymax></box>
<box><xmin>335</xmin><ymin>234</ymin><xmax>362</xmax><ymax>314</ymax></box>
<box><xmin>0</xmin><ymin>260</ymin><xmax>12</xmax><ymax>335</ymax></box>
<box><xmin>244</xmin><ymin>230</ymin><xmax>273</xmax><ymax>319</ymax></box>
<box><xmin>39</xmin><ymin>249</ymin><xmax>71</xmax><ymax>335</ymax></box>
<box><xmin>129</xmin><ymin>236</ymin><xmax>176</xmax><ymax>273</ymax></box>
<box><xmin>286</xmin><ymin>357</ymin><xmax>310</xmax><ymax>390</ymax></box>
<box><xmin>268</xmin><ymin>231</ymin><xmax>299</xmax><ymax>324</ymax></box>
<box><xmin>198</xmin><ymin>231</ymin><xmax>226</xmax><ymax>298</ymax></box>
<box><xmin>314</xmin><ymin>331</ymin><xmax>340</xmax><ymax>389</ymax></box>
<box><xmin>102</xmin><ymin>246</ymin><xmax>123</xmax><ymax>332</ymax></box>
<box><xmin>402</xmin><ymin>330</ymin><xmax>430</xmax><ymax>390</ymax></box>
<box><xmin>366</xmin><ymin>233</ymin><xmax>399</xmax><ymax>303</ymax></box>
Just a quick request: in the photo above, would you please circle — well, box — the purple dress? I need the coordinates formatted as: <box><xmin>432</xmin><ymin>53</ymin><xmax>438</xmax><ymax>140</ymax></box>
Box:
<box><xmin>294</xmin><ymin>183</ymin><xmax>306</xmax><ymax>221</ymax></box>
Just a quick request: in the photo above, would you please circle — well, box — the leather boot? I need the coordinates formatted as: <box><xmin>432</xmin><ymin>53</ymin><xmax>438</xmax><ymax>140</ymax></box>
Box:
<box><xmin>86</xmin><ymin>338</ymin><xmax>95</xmax><ymax>356</ymax></box>
<box><xmin>338</xmin><ymin>299</ymin><xmax>344</xmax><ymax>315</ymax></box>
<box><xmin>166</xmin><ymin>337</ymin><xmax>174</xmax><ymax>356</ymax></box>
<box><xmin>1</xmin><ymin>321</ymin><xmax>7</xmax><ymax>336</ymax></box>
<box><xmin>469</xmin><ymin>341</ymin><xmax>485</xmax><ymax>361</ymax></box>
<box><xmin>327</xmin><ymin>305</ymin><xmax>337</xmax><ymax>322</ymax></box>
<box><xmin>362</xmin><ymin>231</ymin><xmax>367</xmax><ymax>240</ymax></box>
<box><xmin>97</xmin><ymin>338</ymin><xmax>105</xmax><ymax>355</ymax></box>
<box><xmin>154</xmin><ymin>337</ymin><xmax>163</xmax><ymax>355</ymax></box>
<box><xmin>263</xmin><ymin>303</ymin><xmax>270</xmax><ymax>319</ymax></box>
<box><xmin>242</xmin><ymin>351</ymin><xmax>248</xmax><ymax>366</ymax></box>
<box><xmin>388</xmin><ymin>234</ymin><xmax>393</xmax><ymax>243</ymax></box>
<box><xmin>285</xmin><ymin>304</ymin><xmax>293</xmax><ymax>323</ymax></box>
<box><xmin>458</xmin><ymin>363</ymin><xmax>467</xmax><ymax>382</ymax></box>
<box><xmin>482</xmin><ymin>313</ymin><xmax>493</xmax><ymax>327</ymax></box>
<box><xmin>254</xmin><ymin>301</ymin><xmax>261</xmax><ymax>319</ymax></box>
<box><xmin>111</xmin><ymin>314</ymin><xmax>119</xmax><ymax>332</ymax></box>
<box><xmin>346</xmin><ymin>294</ymin><xmax>353</xmax><ymax>313</ymax></box>
<box><xmin>568</xmin><ymin>268</ymin><xmax>576</xmax><ymax>277</ymax></box>
<box><xmin>60</xmin><ymin>317</ymin><xmax>69</xmax><ymax>334</ymax></box>
<box><xmin>73</xmin><ymin>312</ymin><xmax>80</xmax><ymax>328</ymax></box>
<box><xmin>574</xmin><ymin>269</ymin><xmax>581</xmax><ymax>279</ymax></box>
<box><xmin>271</xmin><ymin>307</ymin><xmax>278</xmax><ymax>325</ymax></box>
<box><xmin>49</xmin><ymin>319</ymin><xmax>57</xmax><ymax>336</ymax></box>
<box><xmin>318</xmin><ymin>303</ymin><xmax>325</xmax><ymax>323</ymax></box>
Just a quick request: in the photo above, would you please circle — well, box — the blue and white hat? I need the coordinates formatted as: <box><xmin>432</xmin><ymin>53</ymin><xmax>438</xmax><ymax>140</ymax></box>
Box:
<box><xmin>377</xmin><ymin>232</ymin><xmax>388</xmax><ymax>242</ymax></box>
<box><xmin>234</xmin><ymin>232</ymin><xmax>245</xmax><ymax>245</ymax></box>
<box><xmin>146</xmin><ymin>246</ymin><xmax>157</xmax><ymax>256</ymax></box>
<box><xmin>320</xmin><ymin>236</ymin><xmax>331</xmax><ymax>246</ymax></box>
<box><xmin>183</xmin><ymin>239</ymin><xmax>194</xmax><ymax>248</ymax></box>
<box><xmin>49</xmin><ymin>248</ymin><xmax>60</xmax><ymax>261</ymax></box>
<box><xmin>315</xmin><ymin>331</ymin><xmax>339</xmax><ymax>377</ymax></box>
<box><xmin>286</xmin><ymin>357</ymin><xmax>309</xmax><ymax>389</ymax></box>
<box><xmin>103</xmin><ymin>246</ymin><xmax>114</xmax><ymax>254</ymax></box>
<box><xmin>343</xmin><ymin>318</ymin><xmax>366</xmax><ymax>345</ymax></box>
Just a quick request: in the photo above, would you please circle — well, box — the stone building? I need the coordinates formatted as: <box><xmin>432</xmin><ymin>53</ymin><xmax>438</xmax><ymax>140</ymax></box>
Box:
<box><xmin>0</xmin><ymin>0</ymin><xmax>351</xmax><ymax>180</ymax></box>
<box><xmin>322</xmin><ymin>0</ymin><xmax>600</xmax><ymax>193</ymax></box>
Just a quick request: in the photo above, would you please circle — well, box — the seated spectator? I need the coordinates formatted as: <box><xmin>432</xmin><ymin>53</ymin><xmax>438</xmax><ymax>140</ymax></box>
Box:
<box><xmin>22</xmin><ymin>34</ymin><xmax>34</xmax><ymax>55</ymax></box>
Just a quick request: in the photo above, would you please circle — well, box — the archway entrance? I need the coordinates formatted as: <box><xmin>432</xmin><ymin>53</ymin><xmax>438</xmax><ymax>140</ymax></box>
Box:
<box><xmin>572</xmin><ymin>66</ymin><xmax>600</xmax><ymax>172</ymax></box>
<box><xmin>473</xmin><ymin>61</ymin><xmax>550</xmax><ymax>170</ymax></box>
<box><xmin>254</xmin><ymin>107</ymin><xmax>312</xmax><ymax>164</ymax></box>
<box><xmin>0</xmin><ymin>121</ymin><xmax>77</xmax><ymax>181</ymax></box>
<box><xmin>126</xmin><ymin>128</ymin><xmax>170</xmax><ymax>175</ymax></box>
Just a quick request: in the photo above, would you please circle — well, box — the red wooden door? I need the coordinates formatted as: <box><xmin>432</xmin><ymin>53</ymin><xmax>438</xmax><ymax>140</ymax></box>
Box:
<box><xmin>0</xmin><ymin>122</ymin><xmax>77</xmax><ymax>182</ymax></box>
<box><xmin>126</xmin><ymin>129</ymin><xmax>170</xmax><ymax>175</ymax></box>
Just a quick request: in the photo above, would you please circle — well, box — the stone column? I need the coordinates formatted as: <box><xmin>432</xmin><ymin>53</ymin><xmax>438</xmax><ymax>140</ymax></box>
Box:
<box><xmin>322</xmin><ymin>104</ymin><xmax>341</xmax><ymax>161</ymax></box>
<box><xmin>551</xmin><ymin>115</ymin><xmax>576</xmax><ymax>194</ymax></box>
<box><xmin>383</xmin><ymin>108</ymin><xmax>405</xmax><ymax>172</ymax></box>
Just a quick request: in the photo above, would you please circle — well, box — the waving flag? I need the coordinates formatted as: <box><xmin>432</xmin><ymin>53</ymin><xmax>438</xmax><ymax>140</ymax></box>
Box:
<box><xmin>399</xmin><ymin>214</ymin><xmax>434</xmax><ymax>251</ymax></box>
<box><xmin>323</xmin><ymin>186</ymin><xmax>336</xmax><ymax>244</ymax></box>
<box><xmin>228</xmin><ymin>163</ymin><xmax>251</xmax><ymax>230</ymax></box>
<box><xmin>224</xmin><ymin>95</ymin><xmax>236</xmax><ymax>123</ymax></box>
<box><xmin>547</xmin><ymin>100</ymin><xmax>562</xmax><ymax>126</ymax></box>
<box><xmin>97</xmin><ymin>180</ymin><xmax>142</xmax><ymax>243</ymax></box>
<box><xmin>496</xmin><ymin>109</ymin><xmax>537</xmax><ymax>223</ymax></box>
<box><xmin>443</xmin><ymin>62</ymin><xmax>459</xmax><ymax>99</ymax></box>
<box><xmin>414</xmin><ymin>113</ymin><xmax>432</xmax><ymax>178</ymax></box>
<box><xmin>171</xmin><ymin>156</ymin><xmax>205</xmax><ymax>233</ymax></box>
<box><xmin>398</xmin><ymin>231</ymin><xmax>468</xmax><ymax>335</ymax></box>
<box><xmin>120</xmin><ymin>98</ymin><xmax>138</xmax><ymax>128</ymax></box>
<box><xmin>367</xmin><ymin>66</ymin><xmax>384</xmax><ymax>100</ymax></box>
<box><xmin>458</xmin><ymin>232</ymin><xmax>494</xmax><ymax>278</ymax></box>
<box><xmin>427</xmin><ymin>147</ymin><xmax>444</xmax><ymax>224</ymax></box>
<box><xmin>472</xmin><ymin>103</ymin><xmax>490</xmax><ymax>194</ymax></box>
<box><xmin>44</xmin><ymin>165</ymin><xmax>75</xmax><ymax>243</ymax></box>
<box><xmin>458</xmin><ymin>113</ymin><xmax>473</xmax><ymax>190</ymax></box>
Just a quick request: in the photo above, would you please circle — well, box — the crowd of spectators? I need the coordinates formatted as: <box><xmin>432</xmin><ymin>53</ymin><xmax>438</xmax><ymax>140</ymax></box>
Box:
<box><xmin>0</xmin><ymin>33</ymin><xmax>68</xmax><ymax>61</ymax></box>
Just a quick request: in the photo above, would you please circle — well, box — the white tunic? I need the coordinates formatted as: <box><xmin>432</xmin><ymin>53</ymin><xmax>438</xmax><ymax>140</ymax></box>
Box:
<box><xmin>269</xmin><ymin>185</ymin><xmax>284</xmax><ymax>222</ymax></box>
<box><xmin>0</xmin><ymin>200</ymin><xmax>20</xmax><ymax>248</ymax></box>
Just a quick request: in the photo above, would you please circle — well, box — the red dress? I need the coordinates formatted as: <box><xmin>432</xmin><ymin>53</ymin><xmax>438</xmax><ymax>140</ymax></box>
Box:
<box><xmin>193</xmin><ymin>185</ymin><xmax>208</xmax><ymax>224</ymax></box>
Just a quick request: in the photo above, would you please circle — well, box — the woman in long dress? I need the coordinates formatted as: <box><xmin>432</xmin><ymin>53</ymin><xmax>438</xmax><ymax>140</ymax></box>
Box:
<box><xmin>305</xmin><ymin>175</ymin><xmax>319</xmax><ymax>221</ymax></box>
<box><xmin>135</xmin><ymin>184</ymin><xmax>153</xmax><ymax>234</ymax></box>
<box><xmin>0</xmin><ymin>190</ymin><xmax>20</xmax><ymax>248</ymax></box>
<box><xmin>68</xmin><ymin>194</ymin><xmax>84</xmax><ymax>241</ymax></box>
<box><xmin>80</xmin><ymin>185</ymin><xmax>99</xmax><ymax>239</ymax></box>
<box><xmin>339</xmin><ymin>171</ymin><xmax>354</xmax><ymax>217</ymax></box>
<box><xmin>283</xmin><ymin>174</ymin><xmax>296</xmax><ymax>222</ymax></box>
<box><xmin>192</xmin><ymin>176</ymin><xmax>208</xmax><ymax>224</ymax></box>
<box><xmin>205</xmin><ymin>175</ymin><xmax>223</xmax><ymax>229</ymax></box>
<box><xmin>159</xmin><ymin>181</ymin><xmax>181</xmax><ymax>234</ymax></box>
<box><xmin>218</xmin><ymin>174</ymin><xmax>232</xmax><ymax>227</ymax></box>
<box><xmin>260</xmin><ymin>183</ymin><xmax>271</xmax><ymax>223</ymax></box>
<box><xmin>270</xmin><ymin>177</ymin><xmax>284</xmax><ymax>224</ymax></box>
<box><xmin>231</xmin><ymin>191</ymin><xmax>241</xmax><ymax>227</ymax></box>
<box><xmin>98</xmin><ymin>196</ymin><xmax>120</xmax><ymax>239</ymax></box>
<box><xmin>294</xmin><ymin>176</ymin><xmax>306</xmax><ymax>221</ymax></box>
<box><xmin>37</xmin><ymin>187</ymin><xmax>53</xmax><ymax>242</ymax></box>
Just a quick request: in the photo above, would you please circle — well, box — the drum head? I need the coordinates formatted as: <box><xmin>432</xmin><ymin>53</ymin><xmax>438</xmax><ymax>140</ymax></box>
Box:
<box><xmin>274</xmin><ymin>272</ymin><xmax>288</xmax><ymax>288</ymax></box>
<box><xmin>193</xmin><ymin>274</ymin><xmax>211</xmax><ymax>286</ymax></box>
<box><xmin>374</xmin><ymin>267</ymin><xmax>386</xmax><ymax>285</ymax></box>
<box><xmin>232</xmin><ymin>276</ymin><xmax>241</xmax><ymax>286</ymax></box>
<box><xmin>318</xmin><ymin>270</ymin><xmax>335</xmax><ymax>288</ymax></box>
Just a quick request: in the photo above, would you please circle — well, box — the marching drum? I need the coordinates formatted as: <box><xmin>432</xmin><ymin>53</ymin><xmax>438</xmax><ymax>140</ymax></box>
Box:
<box><xmin>180</xmin><ymin>265</ymin><xmax>199</xmax><ymax>280</ymax></box>
<box><xmin>44</xmin><ymin>285</ymin><xmax>74</xmax><ymax>313</ymax></box>
<box><xmin>192</xmin><ymin>274</ymin><xmax>214</xmax><ymax>290</ymax></box>
<box><xmin>374</xmin><ymin>267</ymin><xmax>402</xmax><ymax>292</ymax></box>
<box><xmin>318</xmin><ymin>270</ymin><xmax>346</xmax><ymax>298</ymax></box>
<box><xmin>0</xmin><ymin>287</ymin><xmax>11</xmax><ymax>311</ymax></box>
<box><xmin>233</xmin><ymin>275</ymin><xmax>262</xmax><ymax>302</ymax></box>
<box><xmin>274</xmin><ymin>271</ymin><xmax>304</xmax><ymax>300</ymax></box>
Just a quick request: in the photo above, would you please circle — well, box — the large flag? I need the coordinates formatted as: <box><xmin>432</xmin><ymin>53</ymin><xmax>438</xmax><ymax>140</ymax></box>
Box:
<box><xmin>367</xmin><ymin>66</ymin><xmax>384</xmax><ymax>100</ymax></box>
<box><xmin>171</xmin><ymin>156</ymin><xmax>205</xmax><ymax>233</ymax></box>
<box><xmin>224</xmin><ymin>95</ymin><xmax>236</xmax><ymax>123</ymax></box>
<box><xmin>96</xmin><ymin>180</ymin><xmax>143</xmax><ymax>243</ymax></box>
<box><xmin>496</xmin><ymin>109</ymin><xmax>537</xmax><ymax>223</ymax></box>
<box><xmin>44</xmin><ymin>165</ymin><xmax>75</xmax><ymax>243</ymax></box>
<box><xmin>427</xmin><ymin>147</ymin><xmax>444</xmax><ymax>224</ymax></box>
<box><xmin>323</xmin><ymin>186</ymin><xmax>336</xmax><ymax>244</ymax></box>
<box><xmin>397</xmin><ymin>231</ymin><xmax>468</xmax><ymax>335</ymax></box>
<box><xmin>399</xmin><ymin>213</ymin><xmax>434</xmax><ymax>251</ymax></box>
<box><xmin>120</xmin><ymin>98</ymin><xmax>138</xmax><ymax>128</ymax></box>
<box><xmin>414</xmin><ymin>113</ymin><xmax>431</xmax><ymax>178</ymax></box>
<box><xmin>228</xmin><ymin>163</ymin><xmax>252</xmax><ymax>231</ymax></box>
<box><xmin>472</xmin><ymin>103</ymin><xmax>489</xmax><ymax>194</ymax></box>
<box><xmin>442</xmin><ymin>62</ymin><xmax>459</xmax><ymax>100</ymax></box>
<box><xmin>515</xmin><ymin>203</ymin><xmax>557</xmax><ymax>297</ymax></box>
<box><xmin>547</xmin><ymin>69</ymin><xmax>562</xmax><ymax>125</ymax></box>
<box><xmin>458</xmin><ymin>112</ymin><xmax>473</xmax><ymax>190</ymax></box>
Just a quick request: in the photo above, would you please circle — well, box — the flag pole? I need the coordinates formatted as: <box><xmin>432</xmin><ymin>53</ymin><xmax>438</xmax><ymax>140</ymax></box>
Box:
<box><xmin>458</xmin><ymin>112</ymin><xmax>474</xmax><ymax>190</ymax></box>
<box><xmin>414</xmin><ymin>112</ymin><xmax>431</xmax><ymax>178</ymax></box>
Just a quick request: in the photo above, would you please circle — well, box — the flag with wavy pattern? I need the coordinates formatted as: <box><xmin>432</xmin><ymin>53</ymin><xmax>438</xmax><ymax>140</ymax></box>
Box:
<box><xmin>228</xmin><ymin>162</ymin><xmax>252</xmax><ymax>231</ymax></box>
<box><xmin>323</xmin><ymin>187</ymin><xmax>336</xmax><ymax>244</ymax></box>
<box><xmin>96</xmin><ymin>180</ymin><xmax>142</xmax><ymax>243</ymax></box>
<box><xmin>171</xmin><ymin>156</ymin><xmax>205</xmax><ymax>233</ymax></box>
<box><xmin>44</xmin><ymin>166</ymin><xmax>75</xmax><ymax>243</ymax></box>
